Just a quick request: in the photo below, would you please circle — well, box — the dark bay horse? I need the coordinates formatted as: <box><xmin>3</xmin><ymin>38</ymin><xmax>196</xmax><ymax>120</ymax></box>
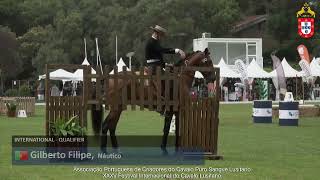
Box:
<box><xmin>91</xmin><ymin>48</ymin><xmax>215</xmax><ymax>153</ymax></box>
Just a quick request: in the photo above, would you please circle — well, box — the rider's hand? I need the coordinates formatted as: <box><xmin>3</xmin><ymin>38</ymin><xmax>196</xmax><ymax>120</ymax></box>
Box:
<box><xmin>178</xmin><ymin>50</ymin><xmax>186</xmax><ymax>59</ymax></box>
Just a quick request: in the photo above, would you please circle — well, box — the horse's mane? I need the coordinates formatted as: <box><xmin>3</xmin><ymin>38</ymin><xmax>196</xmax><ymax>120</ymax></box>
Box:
<box><xmin>174</xmin><ymin>51</ymin><xmax>201</xmax><ymax>66</ymax></box>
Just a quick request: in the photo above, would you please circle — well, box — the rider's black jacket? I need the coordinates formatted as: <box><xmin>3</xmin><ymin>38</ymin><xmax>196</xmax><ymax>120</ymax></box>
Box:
<box><xmin>145</xmin><ymin>37</ymin><xmax>175</xmax><ymax>64</ymax></box>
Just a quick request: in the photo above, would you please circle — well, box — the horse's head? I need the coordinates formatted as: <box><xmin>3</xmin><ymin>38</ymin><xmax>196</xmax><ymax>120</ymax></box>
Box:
<box><xmin>184</xmin><ymin>48</ymin><xmax>215</xmax><ymax>84</ymax></box>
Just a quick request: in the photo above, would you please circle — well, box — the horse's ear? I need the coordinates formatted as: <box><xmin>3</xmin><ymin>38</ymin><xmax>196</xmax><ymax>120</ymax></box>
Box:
<box><xmin>204</xmin><ymin>48</ymin><xmax>210</xmax><ymax>55</ymax></box>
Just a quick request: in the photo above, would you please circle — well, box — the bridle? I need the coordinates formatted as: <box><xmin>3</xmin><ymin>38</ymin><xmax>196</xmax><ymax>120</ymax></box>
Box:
<box><xmin>181</xmin><ymin>51</ymin><xmax>212</xmax><ymax>80</ymax></box>
<box><xmin>184</xmin><ymin>59</ymin><xmax>189</xmax><ymax>66</ymax></box>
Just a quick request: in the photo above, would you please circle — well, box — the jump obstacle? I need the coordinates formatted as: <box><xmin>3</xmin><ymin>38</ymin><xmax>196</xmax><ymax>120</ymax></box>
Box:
<box><xmin>0</xmin><ymin>97</ymin><xmax>35</xmax><ymax>116</ymax></box>
<box><xmin>45</xmin><ymin>64</ymin><xmax>221</xmax><ymax>159</ymax></box>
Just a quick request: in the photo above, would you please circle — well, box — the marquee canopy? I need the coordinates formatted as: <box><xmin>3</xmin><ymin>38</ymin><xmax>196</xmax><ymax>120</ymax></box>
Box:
<box><xmin>310</xmin><ymin>58</ymin><xmax>320</xmax><ymax>76</ymax></box>
<box><xmin>109</xmin><ymin>58</ymin><xmax>130</xmax><ymax>74</ymax></box>
<box><xmin>73</xmin><ymin>58</ymin><xmax>97</xmax><ymax>81</ymax></box>
<box><xmin>247</xmin><ymin>59</ymin><xmax>272</xmax><ymax>78</ymax></box>
<box><xmin>270</xmin><ymin>58</ymin><xmax>300</xmax><ymax>78</ymax></box>
<box><xmin>216</xmin><ymin>58</ymin><xmax>241</xmax><ymax>78</ymax></box>
<box><xmin>194</xmin><ymin>71</ymin><xmax>204</xmax><ymax>79</ymax></box>
<box><xmin>39</xmin><ymin>69</ymin><xmax>75</xmax><ymax>81</ymax></box>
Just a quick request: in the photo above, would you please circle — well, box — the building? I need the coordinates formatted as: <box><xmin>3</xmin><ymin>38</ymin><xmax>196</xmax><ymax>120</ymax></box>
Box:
<box><xmin>193</xmin><ymin>36</ymin><xmax>263</xmax><ymax>68</ymax></box>
<box><xmin>193</xmin><ymin>14</ymin><xmax>271</xmax><ymax>68</ymax></box>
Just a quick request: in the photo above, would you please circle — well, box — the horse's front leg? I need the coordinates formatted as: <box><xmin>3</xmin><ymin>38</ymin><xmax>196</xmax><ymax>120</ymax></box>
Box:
<box><xmin>174</xmin><ymin>112</ymin><xmax>180</xmax><ymax>152</ymax></box>
<box><xmin>108</xmin><ymin>109</ymin><xmax>122</xmax><ymax>153</ymax></box>
<box><xmin>161</xmin><ymin>111</ymin><xmax>173</xmax><ymax>155</ymax></box>
<box><xmin>100</xmin><ymin>114</ymin><xmax>110</xmax><ymax>153</ymax></box>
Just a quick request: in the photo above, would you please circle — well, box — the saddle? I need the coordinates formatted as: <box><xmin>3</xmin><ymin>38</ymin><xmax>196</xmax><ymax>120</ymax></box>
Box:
<box><xmin>134</xmin><ymin>67</ymin><xmax>150</xmax><ymax>86</ymax></box>
<box><xmin>135</xmin><ymin>66</ymin><xmax>172</xmax><ymax>101</ymax></box>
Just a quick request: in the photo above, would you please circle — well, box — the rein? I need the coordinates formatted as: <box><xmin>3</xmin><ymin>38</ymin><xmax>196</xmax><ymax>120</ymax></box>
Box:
<box><xmin>178</xmin><ymin>51</ymin><xmax>203</xmax><ymax>78</ymax></box>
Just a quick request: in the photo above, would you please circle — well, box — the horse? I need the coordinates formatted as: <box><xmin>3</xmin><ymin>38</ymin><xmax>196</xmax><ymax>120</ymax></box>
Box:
<box><xmin>91</xmin><ymin>48</ymin><xmax>215</xmax><ymax>153</ymax></box>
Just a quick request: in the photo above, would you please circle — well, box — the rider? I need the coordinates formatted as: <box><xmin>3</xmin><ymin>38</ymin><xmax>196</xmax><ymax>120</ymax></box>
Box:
<box><xmin>145</xmin><ymin>25</ymin><xmax>185</xmax><ymax>117</ymax></box>
<box><xmin>145</xmin><ymin>25</ymin><xmax>186</xmax><ymax>74</ymax></box>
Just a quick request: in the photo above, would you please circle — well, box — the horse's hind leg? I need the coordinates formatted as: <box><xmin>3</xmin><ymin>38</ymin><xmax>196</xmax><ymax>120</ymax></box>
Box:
<box><xmin>108</xmin><ymin>109</ymin><xmax>122</xmax><ymax>151</ymax></box>
<box><xmin>100</xmin><ymin>113</ymin><xmax>111</xmax><ymax>152</ymax></box>
<box><xmin>174</xmin><ymin>112</ymin><xmax>180</xmax><ymax>152</ymax></box>
<box><xmin>161</xmin><ymin>111</ymin><xmax>173</xmax><ymax>154</ymax></box>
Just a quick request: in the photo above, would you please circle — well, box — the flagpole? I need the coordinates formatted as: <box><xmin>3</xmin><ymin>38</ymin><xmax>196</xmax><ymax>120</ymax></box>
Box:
<box><xmin>95</xmin><ymin>38</ymin><xmax>103</xmax><ymax>74</ymax></box>
<box><xmin>84</xmin><ymin>38</ymin><xmax>87</xmax><ymax>59</ymax></box>
<box><xmin>116</xmin><ymin>35</ymin><xmax>118</xmax><ymax>65</ymax></box>
<box><xmin>96</xmin><ymin>38</ymin><xmax>99</xmax><ymax>67</ymax></box>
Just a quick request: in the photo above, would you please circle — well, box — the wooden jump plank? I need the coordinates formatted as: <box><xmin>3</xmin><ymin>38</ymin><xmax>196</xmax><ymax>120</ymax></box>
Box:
<box><xmin>139</xmin><ymin>67</ymin><xmax>144</xmax><ymax>110</ymax></box>
<box><xmin>164</xmin><ymin>67</ymin><xmax>170</xmax><ymax>111</ymax></box>
<box><xmin>104</xmin><ymin>66</ymin><xmax>110</xmax><ymax>110</ymax></box>
<box><xmin>96</xmin><ymin>65</ymin><xmax>102</xmax><ymax>111</ymax></box>
<box><xmin>83</xmin><ymin>66</ymin><xmax>90</xmax><ymax>127</ymax></box>
<box><xmin>130</xmin><ymin>66</ymin><xmax>136</xmax><ymax>110</ymax></box>
<box><xmin>49</xmin><ymin>97</ymin><xmax>54</xmax><ymax>136</ymax></box>
<box><xmin>173</xmin><ymin>67</ymin><xmax>179</xmax><ymax>111</ymax></box>
<box><xmin>208</xmin><ymin>98</ymin><xmax>214</xmax><ymax>153</ymax></box>
<box><xmin>148</xmin><ymin>68</ymin><xmax>153</xmax><ymax>110</ymax></box>
<box><xmin>193</xmin><ymin>99</ymin><xmax>198</xmax><ymax>149</ymax></box>
<box><xmin>213</xmin><ymin>68</ymin><xmax>220</xmax><ymax>155</ymax></box>
<box><xmin>122</xmin><ymin>67</ymin><xmax>128</xmax><ymax>110</ymax></box>
<box><xmin>203</xmin><ymin>99</ymin><xmax>208</xmax><ymax>152</ymax></box>
<box><xmin>182</xmin><ymin>96</ymin><xmax>189</xmax><ymax>149</ymax></box>
<box><xmin>156</xmin><ymin>67</ymin><xmax>161</xmax><ymax>111</ymax></box>
<box><xmin>198</xmin><ymin>98</ymin><xmax>204</xmax><ymax>150</ymax></box>
<box><xmin>113</xmin><ymin>66</ymin><xmax>119</xmax><ymax>111</ymax></box>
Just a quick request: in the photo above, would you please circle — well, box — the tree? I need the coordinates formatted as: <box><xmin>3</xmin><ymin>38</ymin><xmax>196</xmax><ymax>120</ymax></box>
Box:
<box><xmin>0</xmin><ymin>26</ymin><xmax>22</xmax><ymax>90</ymax></box>
<box><xmin>19</xmin><ymin>0</ymin><xmax>63</xmax><ymax>27</ymax></box>
<box><xmin>17</xmin><ymin>26</ymin><xmax>49</xmax><ymax>78</ymax></box>
<box><xmin>1</xmin><ymin>0</ymin><xmax>241</xmax><ymax>77</ymax></box>
<box><xmin>0</xmin><ymin>0</ymin><xmax>26</xmax><ymax>35</ymax></box>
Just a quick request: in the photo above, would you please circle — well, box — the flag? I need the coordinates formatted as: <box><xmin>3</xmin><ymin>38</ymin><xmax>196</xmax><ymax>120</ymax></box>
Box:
<box><xmin>297</xmin><ymin>45</ymin><xmax>311</xmax><ymax>63</ymax></box>
<box><xmin>15</xmin><ymin>151</ymin><xmax>28</xmax><ymax>161</ymax></box>
<box><xmin>271</xmin><ymin>52</ymin><xmax>287</xmax><ymax>96</ymax></box>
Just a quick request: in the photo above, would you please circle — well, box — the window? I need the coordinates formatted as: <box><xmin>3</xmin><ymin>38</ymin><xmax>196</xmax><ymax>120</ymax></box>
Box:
<box><xmin>247</xmin><ymin>42</ymin><xmax>257</xmax><ymax>63</ymax></box>
<box><xmin>248</xmin><ymin>45</ymin><xmax>256</xmax><ymax>55</ymax></box>
<box><xmin>228</xmin><ymin>43</ymin><xmax>246</xmax><ymax>65</ymax></box>
<box><xmin>207</xmin><ymin>40</ymin><xmax>260</xmax><ymax>65</ymax></box>
<box><xmin>208</xmin><ymin>42</ymin><xmax>226</xmax><ymax>64</ymax></box>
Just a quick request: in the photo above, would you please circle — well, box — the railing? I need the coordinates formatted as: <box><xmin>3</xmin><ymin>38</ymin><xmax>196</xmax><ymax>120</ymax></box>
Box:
<box><xmin>0</xmin><ymin>97</ymin><xmax>36</xmax><ymax>116</ymax></box>
<box><xmin>88</xmin><ymin>66</ymin><xmax>181</xmax><ymax>111</ymax></box>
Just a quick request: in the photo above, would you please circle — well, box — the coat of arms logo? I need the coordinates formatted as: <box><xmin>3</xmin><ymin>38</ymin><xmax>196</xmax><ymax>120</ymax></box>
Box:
<box><xmin>297</xmin><ymin>3</ymin><xmax>315</xmax><ymax>38</ymax></box>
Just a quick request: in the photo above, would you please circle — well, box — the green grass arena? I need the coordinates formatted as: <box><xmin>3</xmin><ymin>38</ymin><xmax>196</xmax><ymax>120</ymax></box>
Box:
<box><xmin>0</xmin><ymin>104</ymin><xmax>319</xmax><ymax>180</ymax></box>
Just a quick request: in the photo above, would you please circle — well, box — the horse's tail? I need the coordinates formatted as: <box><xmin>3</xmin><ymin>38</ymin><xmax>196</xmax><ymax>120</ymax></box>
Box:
<box><xmin>91</xmin><ymin>104</ymin><xmax>103</xmax><ymax>136</ymax></box>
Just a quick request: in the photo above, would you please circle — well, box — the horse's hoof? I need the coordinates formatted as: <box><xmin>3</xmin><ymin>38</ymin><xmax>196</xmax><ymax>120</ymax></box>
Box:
<box><xmin>100</xmin><ymin>147</ymin><xmax>107</xmax><ymax>154</ymax></box>
<box><xmin>161</xmin><ymin>147</ymin><xmax>169</xmax><ymax>156</ymax></box>
<box><xmin>112</xmin><ymin>148</ymin><xmax>122</xmax><ymax>154</ymax></box>
<box><xmin>162</xmin><ymin>150</ymin><xmax>169</xmax><ymax>156</ymax></box>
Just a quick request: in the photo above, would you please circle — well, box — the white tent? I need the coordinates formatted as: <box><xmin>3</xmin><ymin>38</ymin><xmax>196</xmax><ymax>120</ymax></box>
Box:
<box><xmin>270</xmin><ymin>58</ymin><xmax>300</xmax><ymax>78</ymax></box>
<box><xmin>247</xmin><ymin>59</ymin><xmax>271</xmax><ymax>78</ymax></box>
<box><xmin>194</xmin><ymin>71</ymin><xmax>204</xmax><ymax>79</ymax></box>
<box><xmin>109</xmin><ymin>58</ymin><xmax>130</xmax><ymax>74</ymax></box>
<box><xmin>39</xmin><ymin>69</ymin><xmax>76</xmax><ymax>81</ymax></box>
<box><xmin>73</xmin><ymin>58</ymin><xmax>97</xmax><ymax>81</ymax></box>
<box><xmin>311</xmin><ymin>58</ymin><xmax>320</xmax><ymax>76</ymax></box>
<box><xmin>216</xmin><ymin>58</ymin><xmax>241</xmax><ymax>78</ymax></box>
